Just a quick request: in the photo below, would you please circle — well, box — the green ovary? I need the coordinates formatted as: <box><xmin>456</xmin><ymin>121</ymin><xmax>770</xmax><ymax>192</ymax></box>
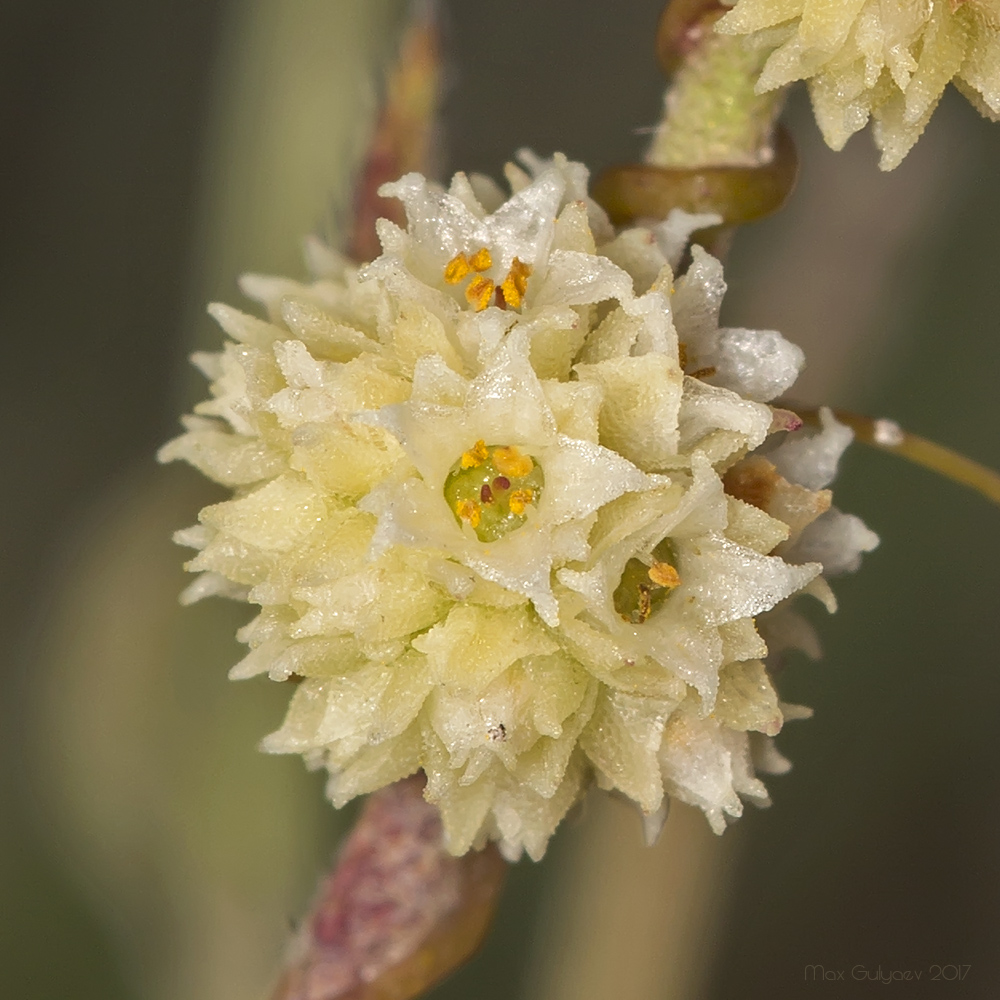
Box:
<box><xmin>613</xmin><ymin>537</ymin><xmax>681</xmax><ymax>624</ymax></box>
<box><xmin>443</xmin><ymin>441</ymin><xmax>545</xmax><ymax>543</ymax></box>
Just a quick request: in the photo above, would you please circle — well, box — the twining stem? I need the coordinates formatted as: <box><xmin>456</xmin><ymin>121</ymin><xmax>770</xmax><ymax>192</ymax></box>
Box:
<box><xmin>802</xmin><ymin>408</ymin><xmax>1000</xmax><ymax>506</ymax></box>
<box><xmin>272</xmin><ymin>776</ymin><xmax>506</xmax><ymax>1000</ymax></box>
<box><xmin>591</xmin><ymin>0</ymin><xmax>797</xmax><ymax>254</ymax></box>
<box><xmin>647</xmin><ymin>0</ymin><xmax>784</xmax><ymax>169</ymax></box>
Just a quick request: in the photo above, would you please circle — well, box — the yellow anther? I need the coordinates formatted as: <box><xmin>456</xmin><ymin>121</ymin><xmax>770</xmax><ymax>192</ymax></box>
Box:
<box><xmin>492</xmin><ymin>445</ymin><xmax>534</xmax><ymax>478</ymax></box>
<box><xmin>648</xmin><ymin>561</ymin><xmax>681</xmax><ymax>589</ymax></box>
<box><xmin>444</xmin><ymin>252</ymin><xmax>472</xmax><ymax>284</ymax></box>
<box><xmin>455</xmin><ymin>499</ymin><xmax>482</xmax><ymax>528</ymax></box>
<box><xmin>500</xmin><ymin>276</ymin><xmax>522</xmax><ymax>309</ymax></box>
<box><xmin>508</xmin><ymin>489</ymin><xmax>534</xmax><ymax>515</ymax></box>
<box><xmin>466</xmin><ymin>276</ymin><xmax>495</xmax><ymax>311</ymax></box>
<box><xmin>500</xmin><ymin>257</ymin><xmax>532</xmax><ymax>309</ymax></box>
<box><xmin>460</xmin><ymin>439</ymin><xmax>489</xmax><ymax>469</ymax></box>
<box><xmin>468</xmin><ymin>247</ymin><xmax>493</xmax><ymax>272</ymax></box>
<box><xmin>509</xmin><ymin>257</ymin><xmax>531</xmax><ymax>293</ymax></box>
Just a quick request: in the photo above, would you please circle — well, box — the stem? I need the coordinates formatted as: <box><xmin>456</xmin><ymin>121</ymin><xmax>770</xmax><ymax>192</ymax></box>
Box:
<box><xmin>273</xmin><ymin>777</ymin><xmax>506</xmax><ymax>1000</ymax></box>
<box><xmin>647</xmin><ymin>2</ymin><xmax>784</xmax><ymax>169</ymax></box>
<box><xmin>803</xmin><ymin>409</ymin><xmax>1000</xmax><ymax>506</ymax></box>
<box><xmin>348</xmin><ymin>0</ymin><xmax>445</xmax><ymax>262</ymax></box>
<box><xmin>591</xmin><ymin>1</ymin><xmax>797</xmax><ymax>248</ymax></box>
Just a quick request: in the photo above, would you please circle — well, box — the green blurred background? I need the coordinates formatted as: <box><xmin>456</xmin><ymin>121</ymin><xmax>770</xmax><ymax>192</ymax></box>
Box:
<box><xmin>2</xmin><ymin>1</ymin><xmax>998</xmax><ymax>998</ymax></box>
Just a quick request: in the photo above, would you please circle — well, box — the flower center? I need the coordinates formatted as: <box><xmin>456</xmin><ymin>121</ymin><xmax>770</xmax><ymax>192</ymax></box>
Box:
<box><xmin>443</xmin><ymin>440</ymin><xmax>544</xmax><ymax>541</ymax></box>
<box><xmin>613</xmin><ymin>538</ymin><xmax>681</xmax><ymax>624</ymax></box>
<box><xmin>442</xmin><ymin>247</ymin><xmax>532</xmax><ymax>312</ymax></box>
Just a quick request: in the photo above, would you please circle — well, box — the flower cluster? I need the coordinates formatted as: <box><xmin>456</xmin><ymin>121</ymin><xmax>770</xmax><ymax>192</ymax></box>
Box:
<box><xmin>161</xmin><ymin>153</ymin><xmax>877</xmax><ymax>860</ymax></box>
<box><xmin>717</xmin><ymin>0</ymin><xmax>1000</xmax><ymax>169</ymax></box>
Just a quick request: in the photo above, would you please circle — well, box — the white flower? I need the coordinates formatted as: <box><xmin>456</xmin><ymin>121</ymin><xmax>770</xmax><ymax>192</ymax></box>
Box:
<box><xmin>360</xmin><ymin>329</ymin><xmax>664</xmax><ymax>627</ymax></box>
<box><xmin>160</xmin><ymin>153</ymin><xmax>875</xmax><ymax>860</ymax></box>
<box><xmin>559</xmin><ymin>454</ymin><xmax>819</xmax><ymax>707</ymax></box>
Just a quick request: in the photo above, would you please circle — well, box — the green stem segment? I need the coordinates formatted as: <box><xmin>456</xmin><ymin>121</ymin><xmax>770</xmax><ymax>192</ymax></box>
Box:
<box><xmin>592</xmin><ymin>1</ymin><xmax>796</xmax><ymax>237</ymax></box>
<box><xmin>647</xmin><ymin>3</ymin><xmax>783</xmax><ymax>169</ymax></box>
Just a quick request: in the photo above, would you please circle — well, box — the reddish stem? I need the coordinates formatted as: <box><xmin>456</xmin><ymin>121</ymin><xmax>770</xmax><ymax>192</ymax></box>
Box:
<box><xmin>273</xmin><ymin>776</ymin><xmax>507</xmax><ymax>1000</ymax></box>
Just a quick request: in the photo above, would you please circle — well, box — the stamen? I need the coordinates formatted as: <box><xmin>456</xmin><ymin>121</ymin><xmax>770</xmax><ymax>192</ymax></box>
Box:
<box><xmin>492</xmin><ymin>446</ymin><xmax>534</xmax><ymax>478</ymax></box>
<box><xmin>688</xmin><ymin>366</ymin><xmax>717</xmax><ymax>380</ymax></box>
<box><xmin>461</xmin><ymin>439</ymin><xmax>489</xmax><ymax>469</ymax></box>
<box><xmin>499</xmin><ymin>257</ymin><xmax>532</xmax><ymax>309</ymax></box>
<box><xmin>444</xmin><ymin>253</ymin><xmax>471</xmax><ymax>284</ymax></box>
<box><xmin>648</xmin><ymin>561</ymin><xmax>681</xmax><ymax>589</ymax></box>
<box><xmin>466</xmin><ymin>276</ymin><xmax>495</xmax><ymax>312</ymax></box>
<box><xmin>468</xmin><ymin>247</ymin><xmax>493</xmax><ymax>272</ymax></box>
<box><xmin>508</xmin><ymin>489</ymin><xmax>534</xmax><ymax>515</ymax></box>
<box><xmin>509</xmin><ymin>257</ymin><xmax>530</xmax><ymax>294</ymax></box>
<box><xmin>455</xmin><ymin>499</ymin><xmax>482</xmax><ymax>528</ymax></box>
<box><xmin>636</xmin><ymin>585</ymin><xmax>652</xmax><ymax>623</ymax></box>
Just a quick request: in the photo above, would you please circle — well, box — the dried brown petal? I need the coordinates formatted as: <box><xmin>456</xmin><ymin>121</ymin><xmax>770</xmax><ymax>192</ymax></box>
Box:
<box><xmin>724</xmin><ymin>455</ymin><xmax>831</xmax><ymax>540</ymax></box>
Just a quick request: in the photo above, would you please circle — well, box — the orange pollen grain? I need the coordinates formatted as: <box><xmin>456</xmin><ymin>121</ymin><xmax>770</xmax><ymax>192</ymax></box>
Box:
<box><xmin>444</xmin><ymin>253</ymin><xmax>472</xmax><ymax>284</ymax></box>
<box><xmin>492</xmin><ymin>446</ymin><xmax>534</xmax><ymax>478</ymax></box>
<box><xmin>466</xmin><ymin>276</ymin><xmax>495</xmax><ymax>311</ymax></box>
<box><xmin>508</xmin><ymin>489</ymin><xmax>534</xmax><ymax>515</ymax></box>
<box><xmin>468</xmin><ymin>247</ymin><xmax>493</xmax><ymax>272</ymax></box>
<box><xmin>455</xmin><ymin>499</ymin><xmax>482</xmax><ymax>528</ymax></box>
<box><xmin>648</xmin><ymin>561</ymin><xmax>681</xmax><ymax>589</ymax></box>
<box><xmin>461</xmin><ymin>439</ymin><xmax>489</xmax><ymax>469</ymax></box>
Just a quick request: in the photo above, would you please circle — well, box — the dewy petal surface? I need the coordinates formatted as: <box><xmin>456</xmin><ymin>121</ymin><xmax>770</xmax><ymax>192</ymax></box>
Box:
<box><xmin>160</xmin><ymin>153</ymin><xmax>876</xmax><ymax>859</ymax></box>
<box><xmin>717</xmin><ymin>0</ymin><xmax>1000</xmax><ymax>168</ymax></box>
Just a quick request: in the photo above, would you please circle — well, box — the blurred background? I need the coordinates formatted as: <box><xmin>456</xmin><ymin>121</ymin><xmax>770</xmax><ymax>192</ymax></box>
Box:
<box><xmin>2</xmin><ymin>1</ymin><xmax>998</xmax><ymax>998</ymax></box>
